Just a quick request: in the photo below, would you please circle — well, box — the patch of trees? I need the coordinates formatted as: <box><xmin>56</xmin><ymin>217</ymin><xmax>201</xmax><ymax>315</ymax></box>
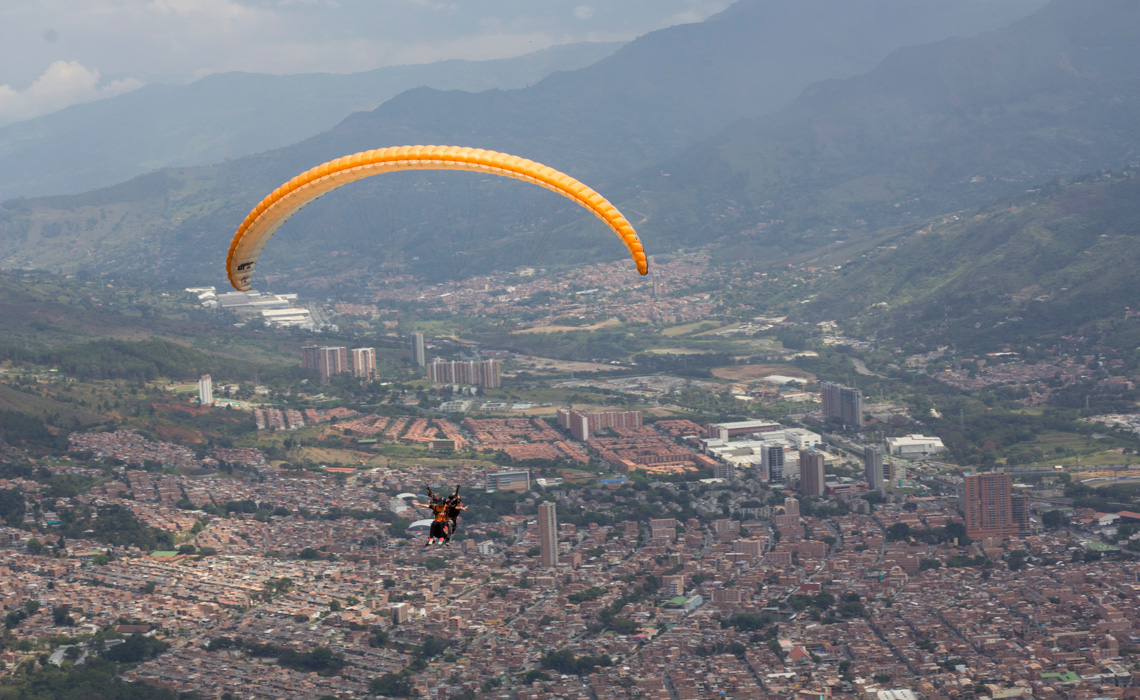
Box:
<box><xmin>474</xmin><ymin>327</ymin><xmax>652</xmax><ymax>363</ymax></box>
<box><xmin>594</xmin><ymin>575</ymin><xmax>659</xmax><ymax>634</ymax></box>
<box><xmin>43</xmin><ymin>340</ymin><xmax>231</xmax><ymax>381</ymax></box>
<box><xmin>946</xmin><ymin>554</ymin><xmax>994</xmax><ymax>569</ymax></box>
<box><xmin>888</xmin><ymin>522</ymin><xmax>971</xmax><ymax>546</ymax></box>
<box><xmin>203</xmin><ymin>638</ymin><xmax>345</xmax><ymax>676</ymax></box>
<box><xmin>369</xmin><ymin>673</ymin><xmax>415</xmax><ymax>697</ymax></box>
<box><xmin>38</xmin><ymin>471</ymin><xmax>94</xmax><ymax>500</ymax></box>
<box><xmin>540</xmin><ymin>649</ymin><xmax>613</xmax><ymax>676</ymax></box>
<box><xmin>53</xmin><ymin>606</ymin><xmax>74</xmax><ymax>626</ymax></box>
<box><xmin>1064</xmin><ymin>481</ymin><xmax>1137</xmax><ymax>510</ymax></box>
<box><xmin>820</xmin><ymin>593</ymin><xmax>870</xmax><ymax>622</ymax></box>
<box><xmin>5</xmin><ymin>609</ymin><xmax>28</xmax><ymax>629</ymax></box>
<box><xmin>1042</xmin><ymin>509</ymin><xmax>1069</xmax><ymax>529</ymax></box>
<box><xmin>0</xmin><ymin>410</ymin><xmax>66</xmax><ymax>451</ymax></box>
<box><xmin>631</xmin><ymin>352</ymin><xmax>734</xmax><ymax>378</ymax></box>
<box><xmin>723</xmin><ymin>613</ymin><xmax>778</xmax><ymax>632</ymax></box>
<box><xmin>277</xmin><ymin>646</ymin><xmax>346</xmax><ymax>676</ymax></box>
<box><xmin>785</xmin><ymin>592</ymin><xmax>836</xmax><ymax>613</ymax></box>
<box><xmin>0</xmin><ymin>489</ymin><xmax>25</xmax><ymax>527</ymax></box>
<box><xmin>58</xmin><ymin>504</ymin><xmax>173</xmax><ymax>551</ymax></box>
<box><xmin>0</xmin><ymin>656</ymin><xmax>183</xmax><ymax>700</ymax></box>
<box><xmin>886</xmin><ymin>523</ymin><xmax>911</xmax><ymax>542</ymax></box>
<box><xmin>102</xmin><ymin>635</ymin><xmax>169</xmax><ymax>664</ymax></box>
<box><xmin>696</xmin><ymin>640</ymin><xmax>749</xmax><ymax>657</ymax></box>
<box><xmin>568</xmin><ymin>587</ymin><xmax>607</xmax><ymax>605</ymax></box>
<box><xmin>1007</xmin><ymin>549</ymin><xmax>1030</xmax><ymax>571</ymax></box>
<box><xmin>924</xmin><ymin>407</ymin><xmax>1095</xmax><ymax>467</ymax></box>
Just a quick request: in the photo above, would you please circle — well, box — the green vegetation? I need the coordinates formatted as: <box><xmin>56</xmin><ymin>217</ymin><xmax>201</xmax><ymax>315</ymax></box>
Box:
<box><xmin>567</xmin><ymin>587</ymin><xmax>607</xmax><ymax>605</ymax></box>
<box><xmin>473</xmin><ymin>327</ymin><xmax>652</xmax><ymax>362</ymax></box>
<box><xmin>540</xmin><ymin>648</ymin><xmax>613</xmax><ymax>676</ymax></box>
<box><xmin>785</xmin><ymin>592</ymin><xmax>836</xmax><ymax>614</ymax></box>
<box><xmin>946</xmin><ymin>555</ymin><xmax>994</xmax><ymax>569</ymax></box>
<box><xmin>0</xmin><ymin>656</ymin><xmax>183</xmax><ymax>700</ymax></box>
<box><xmin>57</xmin><ymin>504</ymin><xmax>174</xmax><ymax>551</ymax></box>
<box><xmin>0</xmin><ymin>489</ymin><xmax>25</xmax><ymax>527</ymax></box>
<box><xmin>370</xmin><ymin>672</ymin><xmax>416</xmax><ymax>697</ymax></box>
<box><xmin>722</xmin><ymin>613</ymin><xmax>780</xmax><ymax>641</ymax></box>
<box><xmin>102</xmin><ymin>635</ymin><xmax>169</xmax><ymax>664</ymax></box>
<box><xmin>203</xmin><ymin>638</ymin><xmax>345</xmax><ymax>676</ymax></box>
<box><xmin>0</xmin><ymin>410</ymin><xmax>68</xmax><ymax>451</ymax></box>
<box><xmin>277</xmin><ymin>646</ymin><xmax>346</xmax><ymax>676</ymax></box>
<box><xmin>631</xmin><ymin>351</ymin><xmax>734</xmax><ymax>378</ymax></box>
<box><xmin>1</xmin><ymin>338</ymin><xmax>304</xmax><ymax>384</ymax></box>
<box><xmin>796</xmin><ymin>171</ymin><xmax>1140</xmax><ymax>352</ymax></box>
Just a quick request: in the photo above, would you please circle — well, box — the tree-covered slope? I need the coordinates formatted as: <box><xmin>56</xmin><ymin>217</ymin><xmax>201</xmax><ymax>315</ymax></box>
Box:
<box><xmin>797</xmin><ymin>169</ymin><xmax>1140</xmax><ymax>351</ymax></box>
<box><xmin>638</xmin><ymin>0</ymin><xmax>1140</xmax><ymax>259</ymax></box>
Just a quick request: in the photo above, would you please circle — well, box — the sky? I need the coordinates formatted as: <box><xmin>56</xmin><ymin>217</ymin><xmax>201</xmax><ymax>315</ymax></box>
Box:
<box><xmin>0</xmin><ymin>0</ymin><xmax>732</xmax><ymax>125</ymax></box>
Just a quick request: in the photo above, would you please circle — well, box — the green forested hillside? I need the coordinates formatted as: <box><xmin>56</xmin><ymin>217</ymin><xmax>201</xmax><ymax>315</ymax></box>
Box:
<box><xmin>636</xmin><ymin>0</ymin><xmax>1140</xmax><ymax>259</ymax></box>
<box><xmin>796</xmin><ymin>169</ymin><xmax>1140</xmax><ymax>351</ymax></box>
<box><xmin>1</xmin><ymin>338</ymin><xmax>307</xmax><ymax>383</ymax></box>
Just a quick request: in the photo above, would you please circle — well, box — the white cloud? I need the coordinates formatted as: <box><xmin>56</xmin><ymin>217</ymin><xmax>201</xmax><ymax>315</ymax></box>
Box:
<box><xmin>0</xmin><ymin>60</ymin><xmax>142</xmax><ymax>126</ymax></box>
<box><xmin>146</xmin><ymin>0</ymin><xmax>256</xmax><ymax>19</ymax></box>
<box><xmin>0</xmin><ymin>0</ymin><xmax>735</xmax><ymax>98</ymax></box>
<box><xmin>663</xmin><ymin>0</ymin><xmax>732</xmax><ymax>26</ymax></box>
<box><xmin>396</xmin><ymin>0</ymin><xmax>458</xmax><ymax>11</ymax></box>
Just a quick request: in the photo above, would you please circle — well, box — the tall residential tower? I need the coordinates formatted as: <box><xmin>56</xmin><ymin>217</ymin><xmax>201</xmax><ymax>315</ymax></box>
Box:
<box><xmin>302</xmin><ymin>345</ymin><xmax>348</xmax><ymax>383</ymax></box>
<box><xmin>412</xmin><ymin>332</ymin><xmax>426</xmax><ymax>367</ymax></box>
<box><xmin>538</xmin><ymin>502</ymin><xmax>558</xmax><ymax>568</ymax></box>
<box><xmin>799</xmin><ymin>449</ymin><xmax>826</xmax><ymax>497</ymax></box>
<box><xmin>821</xmin><ymin>381</ymin><xmax>863</xmax><ymax>428</ymax></box>
<box><xmin>963</xmin><ymin>471</ymin><xmax>1019</xmax><ymax>540</ymax></box>
<box><xmin>865</xmin><ymin>445</ymin><xmax>885</xmax><ymax>492</ymax></box>
<box><xmin>198</xmin><ymin>374</ymin><xmax>213</xmax><ymax>406</ymax></box>
<box><xmin>351</xmin><ymin>347</ymin><xmax>376</xmax><ymax>381</ymax></box>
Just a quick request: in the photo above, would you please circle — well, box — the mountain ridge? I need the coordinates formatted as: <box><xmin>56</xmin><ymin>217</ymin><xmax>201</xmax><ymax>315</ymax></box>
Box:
<box><xmin>633</xmin><ymin>0</ymin><xmax>1140</xmax><ymax>258</ymax></box>
<box><xmin>0</xmin><ymin>42</ymin><xmax>623</xmax><ymax>201</ymax></box>
<box><xmin>0</xmin><ymin>0</ymin><xmax>1053</xmax><ymax>284</ymax></box>
<box><xmin>788</xmin><ymin>169</ymin><xmax>1140</xmax><ymax>352</ymax></box>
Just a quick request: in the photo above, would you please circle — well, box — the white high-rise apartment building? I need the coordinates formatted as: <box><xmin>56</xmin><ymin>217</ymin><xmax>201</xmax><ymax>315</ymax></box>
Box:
<box><xmin>412</xmin><ymin>332</ymin><xmax>426</xmax><ymax>367</ymax></box>
<box><xmin>198</xmin><ymin>374</ymin><xmax>213</xmax><ymax>406</ymax></box>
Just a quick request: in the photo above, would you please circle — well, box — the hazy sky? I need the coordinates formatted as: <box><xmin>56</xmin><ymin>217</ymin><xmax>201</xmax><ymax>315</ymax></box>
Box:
<box><xmin>0</xmin><ymin>0</ymin><xmax>731</xmax><ymax>125</ymax></box>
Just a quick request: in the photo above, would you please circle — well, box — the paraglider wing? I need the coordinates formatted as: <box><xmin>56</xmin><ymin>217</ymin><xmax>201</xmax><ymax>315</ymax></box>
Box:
<box><xmin>226</xmin><ymin>145</ymin><xmax>648</xmax><ymax>291</ymax></box>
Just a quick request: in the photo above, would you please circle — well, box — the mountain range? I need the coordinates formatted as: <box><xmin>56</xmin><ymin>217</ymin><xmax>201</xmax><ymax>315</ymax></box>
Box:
<box><xmin>12</xmin><ymin>0</ymin><xmax>1139</xmax><ymax>294</ymax></box>
<box><xmin>640</xmin><ymin>0</ymin><xmax>1140</xmax><ymax>261</ymax></box>
<box><xmin>0</xmin><ymin>42</ymin><xmax>623</xmax><ymax>202</ymax></box>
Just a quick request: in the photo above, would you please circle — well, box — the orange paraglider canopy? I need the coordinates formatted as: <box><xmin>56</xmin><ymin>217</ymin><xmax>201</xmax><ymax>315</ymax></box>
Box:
<box><xmin>226</xmin><ymin>145</ymin><xmax>648</xmax><ymax>290</ymax></box>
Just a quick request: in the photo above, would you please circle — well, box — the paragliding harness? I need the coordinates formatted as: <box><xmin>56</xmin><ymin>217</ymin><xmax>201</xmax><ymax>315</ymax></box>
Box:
<box><xmin>444</xmin><ymin>485</ymin><xmax>465</xmax><ymax>536</ymax></box>
<box><xmin>418</xmin><ymin>485</ymin><xmax>450</xmax><ymax>546</ymax></box>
